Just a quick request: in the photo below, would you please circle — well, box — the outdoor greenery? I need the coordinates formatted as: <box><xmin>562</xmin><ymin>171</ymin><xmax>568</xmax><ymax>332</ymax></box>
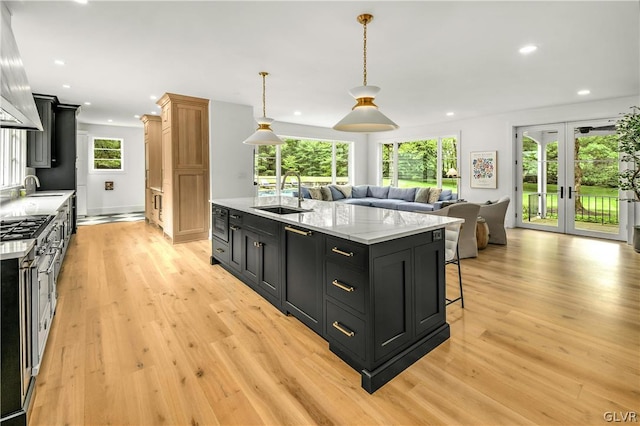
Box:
<box><xmin>256</xmin><ymin>138</ymin><xmax>349</xmax><ymax>181</ymax></box>
<box><xmin>616</xmin><ymin>106</ymin><xmax>640</xmax><ymax>202</ymax></box>
<box><xmin>93</xmin><ymin>138</ymin><xmax>122</xmax><ymax>170</ymax></box>
<box><xmin>521</xmin><ymin>132</ymin><xmax>620</xmax><ymax>225</ymax></box>
<box><xmin>382</xmin><ymin>138</ymin><xmax>458</xmax><ymax>184</ymax></box>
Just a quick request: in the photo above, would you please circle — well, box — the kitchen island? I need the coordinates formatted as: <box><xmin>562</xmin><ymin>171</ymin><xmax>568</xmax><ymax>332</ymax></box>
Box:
<box><xmin>210</xmin><ymin>196</ymin><xmax>462</xmax><ymax>393</ymax></box>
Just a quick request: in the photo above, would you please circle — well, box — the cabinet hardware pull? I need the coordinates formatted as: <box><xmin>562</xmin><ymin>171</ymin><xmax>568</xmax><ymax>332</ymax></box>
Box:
<box><xmin>284</xmin><ymin>226</ymin><xmax>312</xmax><ymax>236</ymax></box>
<box><xmin>215</xmin><ymin>248</ymin><xmax>224</xmax><ymax>253</ymax></box>
<box><xmin>332</xmin><ymin>321</ymin><xmax>355</xmax><ymax>337</ymax></box>
<box><xmin>253</xmin><ymin>241</ymin><xmax>263</xmax><ymax>248</ymax></box>
<box><xmin>230</xmin><ymin>225</ymin><xmax>240</xmax><ymax>231</ymax></box>
<box><xmin>332</xmin><ymin>247</ymin><xmax>354</xmax><ymax>257</ymax></box>
<box><xmin>230</xmin><ymin>214</ymin><xmax>241</xmax><ymax>219</ymax></box>
<box><xmin>332</xmin><ymin>280</ymin><xmax>355</xmax><ymax>292</ymax></box>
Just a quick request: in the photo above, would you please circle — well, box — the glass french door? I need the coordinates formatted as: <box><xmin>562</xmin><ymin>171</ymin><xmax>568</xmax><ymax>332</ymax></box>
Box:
<box><xmin>516</xmin><ymin>120</ymin><xmax>626</xmax><ymax>241</ymax></box>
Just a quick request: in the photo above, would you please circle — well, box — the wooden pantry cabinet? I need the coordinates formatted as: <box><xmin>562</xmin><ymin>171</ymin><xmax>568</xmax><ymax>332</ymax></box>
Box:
<box><xmin>156</xmin><ymin>93</ymin><xmax>210</xmax><ymax>244</ymax></box>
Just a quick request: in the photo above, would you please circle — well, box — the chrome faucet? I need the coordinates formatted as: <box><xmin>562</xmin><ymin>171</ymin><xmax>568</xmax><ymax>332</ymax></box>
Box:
<box><xmin>23</xmin><ymin>175</ymin><xmax>40</xmax><ymax>195</ymax></box>
<box><xmin>281</xmin><ymin>170</ymin><xmax>303</xmax><ymax>208</ymax></box>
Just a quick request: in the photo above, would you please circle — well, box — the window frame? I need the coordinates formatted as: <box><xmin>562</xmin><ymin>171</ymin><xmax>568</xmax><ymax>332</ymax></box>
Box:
<box><xmin>379</xmin><ymin>133</ymin><xmax>460</xmax><ymax>195</ymax></box>
<box><xmin>0</xmin><ymin>128</ymin><xmax>27</xmax><ymax>190</ymax></box>
<box><xmin>254</xmin><ymin>135</ymin><xmax>354</xmax><ymax>197</ymax></box>
<box><xmin>90</xmin><ymin>136</ymin><xmax>124</xmax><ymax>173</ymax></box>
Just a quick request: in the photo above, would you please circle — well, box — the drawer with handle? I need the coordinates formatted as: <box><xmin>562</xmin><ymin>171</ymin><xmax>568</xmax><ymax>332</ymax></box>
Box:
<box><xmin>325</xmin><ymin>236</ymin><xmax>367</xmax><ymax>269</ymax></box>
<box><xmin>326</xmin><ymin>261</ymin><xmax>366</xmax><ymax>313</ymax></box>
<box><xmin>212</xmin><ymin>239</ymin><xmax>229</xmax><ymax>265</ymax></box>
<box><xmin>326</xmin><ymin>300</ymin><xmax>365</xmax><ymax>360</ymax></box>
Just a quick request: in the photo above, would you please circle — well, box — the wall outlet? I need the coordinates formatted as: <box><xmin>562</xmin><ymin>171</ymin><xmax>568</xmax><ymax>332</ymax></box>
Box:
<box><xmin>105</xmin><ymin>181</ymin><xmax>114</xmax><ymax>190</ymax></box>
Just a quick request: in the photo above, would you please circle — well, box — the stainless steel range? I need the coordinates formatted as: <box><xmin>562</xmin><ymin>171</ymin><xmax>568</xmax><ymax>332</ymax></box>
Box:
<box><xmin>1</xmin><ymin>214</ymin><xmax>62</xmax><ymax>375</ymax></box>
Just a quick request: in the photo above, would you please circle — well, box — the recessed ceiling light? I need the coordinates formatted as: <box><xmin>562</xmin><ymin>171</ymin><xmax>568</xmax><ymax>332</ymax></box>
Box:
<box><xmin>519</xmin><ymin>45</ymin><xmax>538</xmax><ymax>55</ymax></box>
<box><xmin>150</xmin><ymin>95</ymin><xmax>157</xmax><ymax>100</ymax></box>
<box><xmin>293</xmin><ymin>111</ymin><xmax>302</xmax><ymax>116</ymax></box>
<box><xmin>54</xmin><ymin>59</ymin><xmax>65</xmax><ymax>66</ymax></box>
<box><xmin>74</xmin><ymin>0</ymin><xmax>88</xmax><ymax>4</ymax></box>
<box><xmin>577</xmin><ymin>89</ymin><xmax>591</xmax><ymax>96</ymax></box>
<box><xmin>62</xmin><ymin>84</ymin><xmax>71</xmax><ymax>89</ymax></box>
<box><xmin>150</xmin><ymin>111</ymin><xmax>157</xmax><ymax>115</ymax></box>
<box><xmin>84</xmin><ymin>101</ymin><xmax>91</xmax><ymax>106</ymax></box>
<box><xmin>107</xmin><ymin>119</ymin><xmax>113</xmax><ymax>123</ymax></box>
<box><xmin>134</xmin><ymin>115</ymin><xmax>140</xmax><ymax>119</ymax></box>
<box><xmin>446</xmin><ymin>112</ymin><xmax>455</xmax><ymax>116</ymax></box>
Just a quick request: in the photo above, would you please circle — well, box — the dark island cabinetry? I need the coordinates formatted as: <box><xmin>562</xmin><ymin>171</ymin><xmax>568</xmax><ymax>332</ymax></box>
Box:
<box><xmin>210</xmin><ymin>203</ymin><xmax>449</xmax><ymax>393</ymax></box>
<box><xmin>283</xmin><ymin>224</ymin><xmax>323</xmax><ymax>335</ymax></box>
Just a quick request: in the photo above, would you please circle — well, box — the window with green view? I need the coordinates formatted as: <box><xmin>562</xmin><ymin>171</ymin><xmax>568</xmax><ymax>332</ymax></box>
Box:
<box><xmin>92</xmin><ymin>138</ymin><xmax>123</xmax><ymax>170</ymax></box>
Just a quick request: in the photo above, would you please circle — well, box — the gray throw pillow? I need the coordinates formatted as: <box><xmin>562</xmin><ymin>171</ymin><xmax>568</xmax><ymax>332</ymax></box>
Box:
<box><xmin>428</xmin><ymin>188</ymin><xmax>442</xmax><ymax>203</ymax></box>
<box><xmin>367</xmin><ymin>185</ymin><xmax>390</xmax><ymax>198</ymax></box>
<box><xmin>351</xmin><ymin>185</ymin><xmax>368</xmax><ymax>198</ymax></box>
<box><xmin>327</xmin><ymin>185</ymin><xmax>345</xmax><ymax>201</ymax></box>
<box><xmin>415</xmin><ymin>187</ymin><xmax>431</xmax><ymax>203</ymax></box>
<box><xmin>320</xmin><ymin>186</ymin><xmax>333</xmax><ymax>201</ymax></box>
<box><xmin>308</xmin><ymin>187</ymin><xmax>323</xmax><ymax>200</ymax></box>
<box><xmin>334</xmin><ymin>184</ymin><xmax>352</xmax><ymax>198</ymax></box>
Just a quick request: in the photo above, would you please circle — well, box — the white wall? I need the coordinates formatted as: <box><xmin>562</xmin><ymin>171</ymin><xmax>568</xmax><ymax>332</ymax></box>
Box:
<box><xmin>77</xmin><ymin>123</ymin><xmax>144</xmax><ymax>215</ymax></box>
<box><xmin>210</xmin><ymin>100</ymin><xmax>256</xmax><ymax>199</ymax></box>
<box><xmin>369</xmin><ymin>96</ymin><xmax>638</xmax><ymax>235</ymax></box>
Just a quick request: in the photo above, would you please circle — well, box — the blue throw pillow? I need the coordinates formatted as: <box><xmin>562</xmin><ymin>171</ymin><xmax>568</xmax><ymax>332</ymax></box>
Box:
<box><xmin>327</xmin><ymin>185</ymin><xmax>345</xmax><ymax>201</ymax></box>
<box><xmin>439</xmin><ymin>189</ymin><xmax>453</xmax><ymax>201</ymax></box>
<box><xmin>300</xmin><ymin>186</ymin><xmax>311</xmax><ymax>199</ymax></box>
<box><xmin>367</xmin><ymin>185</ymin><xmax>390</xmax><ymax>199</ymax></box>
<box><xmin>351</xmin><ymin>185</ymin><xmax>368</xmax><ymax>198</ymax></box>
<box><xmin>388</xmin><ymin>187</ymin><xmax>417</xmax><ymax>202</ymax></box>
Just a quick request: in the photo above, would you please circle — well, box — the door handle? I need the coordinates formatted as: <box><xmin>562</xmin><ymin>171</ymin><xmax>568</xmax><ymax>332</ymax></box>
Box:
<box><xmin>560</xmin><ymin>186</ymin><xmax>564</xmax><ymax>199</ymax></box>
<box><xmin>568</xmin><ymin>187</ymin><xmax>573</xmax><ymax>199</ymax></box>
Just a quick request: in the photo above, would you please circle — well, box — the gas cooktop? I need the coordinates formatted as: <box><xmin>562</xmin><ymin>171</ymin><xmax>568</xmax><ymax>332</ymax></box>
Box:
<box><xmin>0</xmin><ymin>216</ymin><xmax>53</xmax><ymax>242</ymax></box>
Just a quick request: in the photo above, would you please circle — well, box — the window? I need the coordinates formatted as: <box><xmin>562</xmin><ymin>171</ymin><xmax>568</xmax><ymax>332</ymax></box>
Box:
<box><xmin>381</xmin><ymin>135</ymin><xmax>459</xmax><ymax>193</ymax></box>
<box><xmin>91</xmin><ymin>137</ymin><xmax>123</xmax><ymax>171</ymax></box>
<box><xmin>0</xmin><ymin>128</ymin><xmax>26</xmax><ymax>189</ymax></box>
<box><xmin>255</xmin><ymin>137</ymin><xmax>352</xmax><ymax>196</ymax></box>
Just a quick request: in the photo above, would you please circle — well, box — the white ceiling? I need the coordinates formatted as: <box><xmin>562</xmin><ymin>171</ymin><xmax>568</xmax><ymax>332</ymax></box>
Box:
<box><xmin>6</xmin><ymin>1</ymin><xmax>640</xmax><ymax>130</ymax></box>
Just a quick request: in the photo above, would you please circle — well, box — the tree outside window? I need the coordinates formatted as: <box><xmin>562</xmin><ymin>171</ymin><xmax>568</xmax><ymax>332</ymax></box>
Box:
<box><xmin>92</xmin><ymin>138</ymin><xmax>123</xmax><ymax>170</ymax></box>
<box><xmin>255</xmin><ymin>137</ymin><xmax>351</xmax><ymax>196</ymax></box>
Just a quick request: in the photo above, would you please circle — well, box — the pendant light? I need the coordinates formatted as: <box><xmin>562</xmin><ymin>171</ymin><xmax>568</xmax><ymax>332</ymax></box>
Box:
<box><xmin>243</xmin><ymin>71</ymin><xmax>284</xmax><ymax>145</ymax></box>
<box><xmin>333</xmin><ymin>14</ymin><xmax>398</xmax><ymax>133</ymax></box>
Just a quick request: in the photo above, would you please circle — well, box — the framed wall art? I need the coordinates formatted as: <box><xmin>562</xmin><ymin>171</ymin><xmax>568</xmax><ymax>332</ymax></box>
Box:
<box><xmin>470</xmin><ymin>151</ymin><xmax>497</xmax><ymax>188</ymax></box>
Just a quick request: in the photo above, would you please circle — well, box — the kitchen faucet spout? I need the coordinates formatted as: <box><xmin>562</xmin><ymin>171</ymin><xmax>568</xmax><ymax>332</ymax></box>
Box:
<box><xmin>23</xmin><ymin>175</ymin><xmax>40</xmax><ymax>195</ymax></box>
<box><xmin>281</xmin><ymin>171</ymin><xmax>303</xmax><ymax>208</ymax></box>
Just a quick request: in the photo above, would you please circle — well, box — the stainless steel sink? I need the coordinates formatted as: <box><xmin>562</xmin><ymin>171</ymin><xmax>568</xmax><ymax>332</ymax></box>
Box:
<box><xmin>27</xmin><ymin>193</ymin><xmax>64</xmax><ymax>197</ymax></box>
<box><xmin>253</xmin><ymin>205</ymin><xmax>313</xmax><ymax>215</ymax></box>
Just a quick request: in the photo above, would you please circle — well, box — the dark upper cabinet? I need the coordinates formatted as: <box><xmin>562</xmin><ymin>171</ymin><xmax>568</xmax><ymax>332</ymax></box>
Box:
<box><xmin>27</xmin><ymin>94</ymin><xmax>57</xmax><ymax>168</ymax></box>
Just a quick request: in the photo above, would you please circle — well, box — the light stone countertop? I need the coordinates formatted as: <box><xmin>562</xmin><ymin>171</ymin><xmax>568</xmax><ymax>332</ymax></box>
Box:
<box><xmin>0</xmin><ymin>190</ymin><xmax>75</xmax><ymax>259</ymax></box>
<box><xmin>210</xmin><ymin>196</ymin><xmax>463</xmax><ymax>245</ymax></box>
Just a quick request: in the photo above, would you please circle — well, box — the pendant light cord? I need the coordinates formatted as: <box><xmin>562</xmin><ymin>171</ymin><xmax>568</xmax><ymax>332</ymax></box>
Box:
<box><xmin>362</xmin><ymin>20</ymin><xmax>368</xmax><ymax>86</ymax></box>
<box><xmin>260</xmin><ymin>71</ymin><xmax>268</xmax><ymax>118</ymax></box>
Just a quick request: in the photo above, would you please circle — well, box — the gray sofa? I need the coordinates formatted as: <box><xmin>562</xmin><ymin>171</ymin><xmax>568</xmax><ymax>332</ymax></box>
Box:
<box><xmin>300</xmin><ymin>184</ymin><xmax>457</xmax><ymax>212</ymax></box>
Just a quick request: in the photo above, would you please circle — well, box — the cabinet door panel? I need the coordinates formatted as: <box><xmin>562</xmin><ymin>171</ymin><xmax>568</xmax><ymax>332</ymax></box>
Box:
<box><xmin>259</xmin><ymin>236</ymin><xmax>280</xmax><ymax>297</ymax></box>
<box><xmin>284</xmin><ymin>227</ymin><xmax>322</xmax><ymax>333</ymax></box>
<box><xmin>229</xmin><ymin>225</ymin><xmax>242</xmax><ymax>272</ymax></box>
<box><xmin>242</xmin><ymin>230</ymin><xmax>260</xmax><ymax>287</ymax></box>
<box><xmin>414</xmin><ymin>242</ymin><xmax>446</xmax><ymax>337</ymax></box>
<box><xmin>175</xmin><ymin>171</ymin><xmax>206</xmax><ymax>234</ymax></box>
<box><xmin>372</xmin><ymin>249</ymin><xmax>413</xmax><ymax>361</ymax></box>
<box><xmin>175</xmin><ymin>105</ymin><xmax>207</xmax><ymax>169</ymax></box>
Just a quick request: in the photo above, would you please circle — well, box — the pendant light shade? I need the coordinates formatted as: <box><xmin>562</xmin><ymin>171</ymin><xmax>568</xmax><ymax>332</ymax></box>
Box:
<box><xmin>243</xmin><ymin>72</ymin><xmax>284</xmax><ymax>145</ymax></box>
<box><xmin>333</xmin><ymin>14</ymin><xmax>398</xmax><ymax>133</ymax></box>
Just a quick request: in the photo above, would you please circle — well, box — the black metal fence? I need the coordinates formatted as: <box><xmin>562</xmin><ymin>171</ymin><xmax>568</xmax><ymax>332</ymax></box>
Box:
<box><xmin>526</xmin><ymin>193</ymin><xmax>619</xmax><ymax>225</ymax></box>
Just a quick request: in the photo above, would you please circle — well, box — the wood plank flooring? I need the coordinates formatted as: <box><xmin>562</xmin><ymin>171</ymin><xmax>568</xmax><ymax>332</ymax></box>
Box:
<box><xmin>28</xmin><ymin>222</ymin><xmax>639</xmax><ymax>425</ymax></box>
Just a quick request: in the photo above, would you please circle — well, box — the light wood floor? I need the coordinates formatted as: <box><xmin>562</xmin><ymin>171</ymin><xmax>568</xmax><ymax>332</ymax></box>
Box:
<box><xmin>29</xmin><ymin>222</ymin><xmax>639</xmax><ymax>425</ymax></box>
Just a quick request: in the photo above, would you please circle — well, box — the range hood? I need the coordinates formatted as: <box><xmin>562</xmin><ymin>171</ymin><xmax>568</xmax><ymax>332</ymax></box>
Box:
<box><xmin>1</xmin><ymin>3</ymin><xmax>42</xmax><ymax>130</ymax></box>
